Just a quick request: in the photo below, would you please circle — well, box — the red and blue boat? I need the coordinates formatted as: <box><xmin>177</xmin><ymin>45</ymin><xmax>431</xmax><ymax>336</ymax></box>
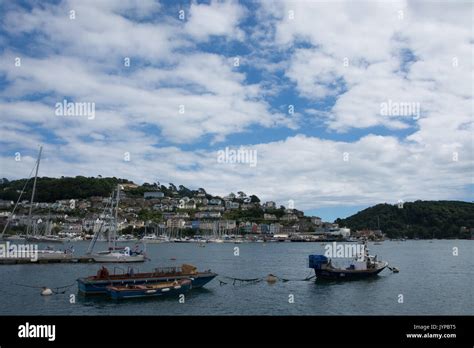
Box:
<box><xmin>77</xmin><ymin>264</ymin><xmax>217</xmax><ymax>295</ymax></box>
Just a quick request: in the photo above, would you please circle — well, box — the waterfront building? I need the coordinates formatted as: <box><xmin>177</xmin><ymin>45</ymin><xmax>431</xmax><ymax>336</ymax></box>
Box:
<box><xmin>217</xmin><ymin>220</ymin><xmax>237</xmax><ymax>230</ymax></box>
<box><xmin>269</xmin><ymin>223</ymin><xmax>281</xmax><ymax>235</ymax></box>
<box><xmin>281</xmin><ymin>226</ymin><xmax>297</xmax><ymax>234</ymax></box>
<box><xmin>260</xmin><ymin>224</ymin><xmax>270</xmax><ymax>234</ymax></box>
<box><xmin>198</xmin><ymin>221</ymin><xmax>215</xmax><ymax>231</ymax></box>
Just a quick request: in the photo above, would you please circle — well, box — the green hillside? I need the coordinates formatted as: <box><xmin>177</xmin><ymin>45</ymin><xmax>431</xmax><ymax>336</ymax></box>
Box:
<box><xmin>335</xmin><ymin>201</ymin><xmax>474</xmax><ymax>239</ymax></box>
<box><xmin>0</xmin><ymin>176</ymin><xmax>130</xmax><ymax>202</ymax></box>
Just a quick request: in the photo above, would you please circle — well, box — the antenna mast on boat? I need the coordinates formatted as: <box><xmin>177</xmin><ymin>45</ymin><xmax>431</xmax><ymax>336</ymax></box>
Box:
<box><xmin>26</xmin><ymin>146</ymin><xmax>42</xmax><ymax>237</ymax></box>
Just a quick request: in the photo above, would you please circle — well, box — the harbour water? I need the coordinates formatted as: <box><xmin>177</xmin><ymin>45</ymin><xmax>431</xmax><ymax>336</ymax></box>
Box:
<box><xmin>0</xmin><ymin>240</ymin><xmax>472</xmax><ymax>315</ymax></box>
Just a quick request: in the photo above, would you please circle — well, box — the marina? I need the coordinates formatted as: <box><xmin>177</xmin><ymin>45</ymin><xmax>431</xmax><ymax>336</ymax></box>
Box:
<box><xmin>0</xmin><ymin>255</ymin><xmax>95</xmax><ymax>264</ymax></box>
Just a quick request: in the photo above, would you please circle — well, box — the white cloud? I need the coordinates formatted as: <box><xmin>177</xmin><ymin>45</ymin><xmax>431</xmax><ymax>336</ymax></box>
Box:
<box><xmin>269</xmin><ymin>1</ymin><xmax>472</xmax><ymax>145</ymax></box>
<box><xmin>185</xmin><ymin>0</ymin><xmax>246</xmax><ymax>41</ymax></box>
<box><xmin>1</xmin><ymin>133</ymin><xmax>470</xmax><ymax>211</ymax></box>
<box><xmin>0</xmin><ymin>0</ymin><xmax>292</xmax><ymax>147</ymax></box>
<box><xmin>0</xmin><ymin>0</ymin><xmax>472</xmax><ymax>213</ymax></box>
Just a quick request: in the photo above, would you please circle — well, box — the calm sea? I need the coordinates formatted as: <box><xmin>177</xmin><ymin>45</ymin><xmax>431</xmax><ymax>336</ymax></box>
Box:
<box><xmin>0</xmin><ymin>240</ymin><xmax>472</xmax><ymax>315</ymax></box>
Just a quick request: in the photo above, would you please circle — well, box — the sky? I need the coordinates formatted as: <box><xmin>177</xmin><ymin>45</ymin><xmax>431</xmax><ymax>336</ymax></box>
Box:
<box><xmin>0</xmin><ymin>0</ymin><xmax>472</xmax><ymax>221</ymax></box>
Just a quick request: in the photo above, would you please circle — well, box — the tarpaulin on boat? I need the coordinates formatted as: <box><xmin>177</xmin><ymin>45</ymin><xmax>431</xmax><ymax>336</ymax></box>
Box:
<box><xmin>308</xmin><ymin>255</ymin><xmax>328</xmax><ymax>268</ymax></box>
<box><xmin>181</xmin><ymin>264</ymin><xmax>198</xmax><ymax>274</ymax></box>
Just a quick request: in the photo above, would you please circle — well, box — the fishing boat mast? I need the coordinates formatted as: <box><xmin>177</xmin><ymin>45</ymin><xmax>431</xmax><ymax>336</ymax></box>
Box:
<box><xmin>26</xmin><ymin>146</ymin><xmax>42</xmax><ymax>237</ymax></box>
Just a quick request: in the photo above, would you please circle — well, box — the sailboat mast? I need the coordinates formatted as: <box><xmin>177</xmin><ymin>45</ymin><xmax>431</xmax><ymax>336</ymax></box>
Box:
<box><xmin>26</xmin><ymin>146</ymin><xmax>42</xmax><ymax>236</ymax></box>
<box><xmin>113</xmin><ymin>184</ymin><xmax>121</xmax><ymax>249</ymax></box>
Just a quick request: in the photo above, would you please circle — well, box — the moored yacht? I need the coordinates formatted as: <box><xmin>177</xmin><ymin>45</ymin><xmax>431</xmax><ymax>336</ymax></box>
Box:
<box><xmin>86</xmin><ymin>185</ymin><xmax>146</xmax><ymax>263</ymax></box>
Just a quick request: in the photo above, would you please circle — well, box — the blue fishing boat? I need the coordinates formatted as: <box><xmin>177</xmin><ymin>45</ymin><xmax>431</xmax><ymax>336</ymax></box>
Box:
<box><xmin>309</xmin><ymin>242</ymin><xmax>388</xmax><ymax>280</ymax></box>
<box><xmin>107</xmin><ymin>279</ymin><xmax>192</xmax><ymax>300</ymax></box>
<box><xmin>77</xmin><ymin>264</ymin><xmax>216</xmax><ymax>295</ymax></box>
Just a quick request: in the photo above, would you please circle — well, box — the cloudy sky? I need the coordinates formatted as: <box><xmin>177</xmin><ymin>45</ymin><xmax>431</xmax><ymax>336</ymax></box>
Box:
<box><xmin>0</xmin><ymin>0</ymin><xmax>472</xmax><ymax>220</ymax></box>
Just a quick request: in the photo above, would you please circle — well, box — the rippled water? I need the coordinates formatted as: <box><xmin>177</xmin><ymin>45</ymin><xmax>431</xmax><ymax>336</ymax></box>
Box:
<box><xmin>0</xmin><ymin>240</ymin><xmax>472</xmax><ymax>315</ymax></box>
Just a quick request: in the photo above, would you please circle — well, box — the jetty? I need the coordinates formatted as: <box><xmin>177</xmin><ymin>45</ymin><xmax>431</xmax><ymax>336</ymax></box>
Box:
<box><xmin>0</xmin><ymin>256</ymin><xmax>97</xmax><ymax>265</ymax></box>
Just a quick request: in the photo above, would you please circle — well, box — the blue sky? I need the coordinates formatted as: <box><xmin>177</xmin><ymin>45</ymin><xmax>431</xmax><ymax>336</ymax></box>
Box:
<box><xmin>0</xmin><ymin>0</ymin><xmax>472</xmax><ymax>221</ymax></box>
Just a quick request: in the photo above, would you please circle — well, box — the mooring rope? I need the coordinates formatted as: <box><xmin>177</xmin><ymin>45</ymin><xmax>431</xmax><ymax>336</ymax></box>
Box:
<box><xmin>220</xmin><ymin>272</ymin><xmax>316</xmax><ymax>285</ymax></box>
<box><xmin>221</xmin><ymin>276</ymin><xmax>262</xmax><ymax>285</ymax></box>
<box><xmin>387</xmin><ymin>265</ymin><xmax>400</xmax><ymax>273</ymax></box>
<box><xmin>276</xmin><ymin>270</ymin><xmax>316</xmax><ymax>282</ymax></box>
<box><xmin>12</xmin><ymin>282</ymin><xmax>76</xmax><ymax>294</ymax></box>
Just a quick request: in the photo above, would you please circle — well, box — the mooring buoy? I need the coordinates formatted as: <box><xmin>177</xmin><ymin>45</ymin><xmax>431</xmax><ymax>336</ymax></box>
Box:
<box><xmin>41</xmin><ymin>287</ymin><xmax>53</xmax><ymax>296</ymax></box>
<box><xmin>266</xmin><ymin>274</ymin><xmax>278</xmax><ymax>284</ymax></box>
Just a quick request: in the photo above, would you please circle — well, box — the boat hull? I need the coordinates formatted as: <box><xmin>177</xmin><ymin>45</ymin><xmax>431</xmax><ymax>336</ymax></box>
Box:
<box><xmin>313</xmin><ymin>265</ymin><xmax>387</xmax><ymax>280</ymax></box>
<box><xmin>25</xmin><ymin>237</ymin><xmax>64</xmax><ymax>243</ymax></box>
<box><xmin>78</xmin><ymin>272</ymin><xmax>217</xmax><ymax>295</ymax></box>
<box><xmin>91</xmin><ymin>253</ymin><xmax>145</xmax><ymax>263</ymax></box>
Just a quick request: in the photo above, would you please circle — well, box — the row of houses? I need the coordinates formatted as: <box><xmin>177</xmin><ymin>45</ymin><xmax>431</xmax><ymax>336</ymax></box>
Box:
<box><xmin>162</xmin><ymin>219</ymin><xmax>286</xmax><ymax>234</ymax></box>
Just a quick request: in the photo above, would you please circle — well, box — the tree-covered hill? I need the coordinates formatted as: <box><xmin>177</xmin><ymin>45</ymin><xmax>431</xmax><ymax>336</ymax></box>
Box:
<box><xmin>335</xmin><ymin>201</ymin><xmax>474</xmax><ymax>239</ymax></box>
<box><xmin>0</xmin><ymin>177</ymin><xmax>253</xmax><ymax>203</ymax></box>
<box><xmin>0</xmin><ymin>176</ymin><xmax>131</xmax><ymax>202</ymax></box>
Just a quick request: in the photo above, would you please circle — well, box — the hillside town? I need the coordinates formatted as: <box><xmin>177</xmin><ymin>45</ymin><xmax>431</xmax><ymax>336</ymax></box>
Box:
<box><xmin>0</xmin><ymin>183</ymin><xmax>365</xmax><ymax>242</ymax></box>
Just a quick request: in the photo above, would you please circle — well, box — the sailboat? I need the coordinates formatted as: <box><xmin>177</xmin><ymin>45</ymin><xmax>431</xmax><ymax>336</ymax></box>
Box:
<box><xmin>140</xmin><ymin>223</ymin><xmax>169</xmax><ymax>243</ymax></box>
<box><xmin>86</xmin><ymin>185</ymin><xmax>146</xmax><ymax>263</ymax></box>
<box><xmin>208</xmin><ymin>222</ymin><xmax>224</xmax><ymax>243</ymax></box>
<box><xmin>0</xmin><ymin>146</ymin><xmax>74</xmax><ymax>261</ymax></box>
<box><xmin>25</xmin><ymin>217</ymin><xmax>64</xmax><ymax>243</ymax></box>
